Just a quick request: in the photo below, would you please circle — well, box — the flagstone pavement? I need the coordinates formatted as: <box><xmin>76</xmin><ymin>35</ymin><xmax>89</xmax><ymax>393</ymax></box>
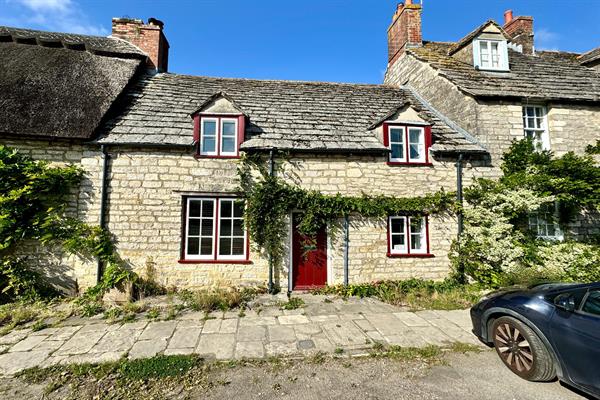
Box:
<box><xmin>0</xmin><ymin>294</ymin><xmax>483</xmax><ymax>375</ymax></box>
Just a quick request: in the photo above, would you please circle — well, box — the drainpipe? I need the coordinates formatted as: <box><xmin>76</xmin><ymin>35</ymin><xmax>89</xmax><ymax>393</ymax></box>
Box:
<box><xmin>456</xmin><ymin>153</ymin><xmax>464</xmax><ymax>238</ymax></box>
<box><xmin>343</xmin><ymin>215</ymin><xmax>350</xmax><ymax>286</ymax></box>
<box><xmin>97</xmin><ymin>144</ymin><xmax>110</xmax><ymax>283</ymax></box>
<box><xmin>268</xmin><ymin>148</ymin><xmax>275</xmax><ymax>294</ymax></box>
<box><xmin>455</xmin><ymin>153</ymin><xmax>465</xmax><ymax>282</ymax></box>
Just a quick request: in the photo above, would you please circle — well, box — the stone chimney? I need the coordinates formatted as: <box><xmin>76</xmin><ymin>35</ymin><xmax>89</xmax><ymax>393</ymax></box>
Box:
<box><xmin>503</xmin><ymin>10</ymin><xmax>534</xmax><ymax>55</ymax></box>
<box><xmin>387</xmin><ymin>1</ymin><xmax>423</xmax><ymax>66</ymax></box>
<box><xmin>111</xmin><ymin>17</ymin><xmax>170</xmax><ymax>72</ymax></box>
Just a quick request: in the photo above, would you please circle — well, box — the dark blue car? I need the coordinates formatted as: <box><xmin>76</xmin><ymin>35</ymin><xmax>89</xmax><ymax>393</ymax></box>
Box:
<box><xmin>471</xmin><ymin>282</ymin><xmax>600</xmax><ymax>399</ymax></box>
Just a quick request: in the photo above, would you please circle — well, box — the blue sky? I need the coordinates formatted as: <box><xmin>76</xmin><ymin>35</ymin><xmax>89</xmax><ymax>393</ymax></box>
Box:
<box><xmin>2</xmin><ymin>0</ymin><xmax>599</xmax><ymax>83</ymax></box>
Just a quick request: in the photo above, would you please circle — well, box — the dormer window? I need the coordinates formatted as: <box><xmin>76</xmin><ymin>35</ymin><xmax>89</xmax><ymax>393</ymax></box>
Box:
<box><xmin>473</xmin><ymin>39</ymin><xmax>509</xmax><ymax>71</ymax></box>
<box><xmin>199</xmin><ymin>117</ymin><xmax>240</xmax><ymax>157</ymax></box>
<box><xmin>383</xmin><ymin>123</ymin><xmax>432</xmax><ymax>165</ymax></box>
<box><xmin>191</xmin><ymin>92</ymin><xmax>246</xmax><ymax>159</ymax></box>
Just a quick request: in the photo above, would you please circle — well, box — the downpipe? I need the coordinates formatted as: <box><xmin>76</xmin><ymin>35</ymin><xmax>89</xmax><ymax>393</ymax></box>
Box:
<box><xmin>97</xmin><ymin>144</ymin><xmax>110</xmax><ymax>284</ymax></box>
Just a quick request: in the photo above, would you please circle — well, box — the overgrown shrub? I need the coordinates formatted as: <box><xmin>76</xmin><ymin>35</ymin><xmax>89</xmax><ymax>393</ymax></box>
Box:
<box><xmin>452</xmin><ymin>139</ymin><xmax>600</xmax><ymax>287</ymax></box>
<box><xmin>0</xmin><ymin>257</ymin><xmax>60</xmax><ymax>303</ymax></box>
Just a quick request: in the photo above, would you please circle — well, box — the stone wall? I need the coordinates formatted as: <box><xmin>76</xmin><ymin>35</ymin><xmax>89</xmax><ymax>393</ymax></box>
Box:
<box><xmin>0</xmin><ymin>138</ymin><xmax>102</xmax><ymax>292</ymax></box>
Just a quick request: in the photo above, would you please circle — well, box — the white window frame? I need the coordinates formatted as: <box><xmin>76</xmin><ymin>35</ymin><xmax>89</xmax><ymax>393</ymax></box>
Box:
<box><xmin>219</xmin><ymin>118</ymin><xmax>239</xmax><ymax>156</ymax></box>
<box><xmin>522</xmin><ymin>105</ymin><xmax>550</xmax><ymax>151</ymax></box>
<box><xmin>389</xmin><ymin>216</ymin><xmax>408</xmax><ymax>254</ymax></box>
<box><xmin>473</xmin><ymin>39</ymin><xmax>509</xmax><ymax>71</ymax></box>
<box><xmin>389</xmin><ymin>126</ymin><xmax>407</xmax><ymax>162</ymax></box>
<box><xmin>184</xmin><ymin>197</ymin><xmax>247</xmax><ymax>261</ymax></box>
<box><xmin>216</xmin><ymin>198</ymin><xmax>247</xmax><ymax>261</ymax></box>
<box><xmin>388</xmin><ymin>216</ymin><xmax>428</xmax><ymax>255</ymax></box>
<box><xmin>185</xmin><ymin>197</ymin><xmax>217</xmax><ymax>261</ymax></box>
<box><xmin>529</xmin><ymin>203</ymin><xmax>563</xmax><ymax>241</ymax></box>
<box><xmin>199</xmin><ymin>117</ymin><xmax>218</xmax><ymax>156</ymax></box>
<box><xmin>407</xmin><ymin>127</ymin><xmax>426</xmax><ymax>163</ymax></box>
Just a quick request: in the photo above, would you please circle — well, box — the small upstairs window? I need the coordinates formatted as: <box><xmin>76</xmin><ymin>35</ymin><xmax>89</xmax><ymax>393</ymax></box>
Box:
<box><xmin>384</xmin><ymin>124</ymin><xmax>432</xmax><ymax>165</ymax></box>
<box><xmin>523</xmin><ymin>105</ymin><xmax>550</xmax><ymax>151</ymax></box>
<box><xmin>195</xmin><ymin>115</ymin><xmax>244</xmax><ymax>158</ymax></box>
<box><xmin>388</xmin><ymin>215</ymin><xmax>432</xmax><ymax>257</ymax></box>
<box><xmin>473</xmin><ymin>39</ymin><xmax>509</xmax><ymax>71</ymax></box>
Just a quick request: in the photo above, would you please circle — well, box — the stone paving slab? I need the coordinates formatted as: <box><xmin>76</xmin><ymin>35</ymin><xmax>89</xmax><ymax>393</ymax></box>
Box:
<box><xmin>0</xmin><ymin>294</ymin><xmax>484</xmax><ymax>375</ymax></box>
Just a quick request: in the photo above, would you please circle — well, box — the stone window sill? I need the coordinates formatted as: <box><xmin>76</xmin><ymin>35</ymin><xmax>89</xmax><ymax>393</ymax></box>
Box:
<box><xmin>386</xmin><ymin>253</ymin><xmax>434</xmax><ymax>258</ymax></box>
<box><xmin>178</xmin><ymin>259</ymin><xmax>253</xmax><ymax>265</ymax></box>
<box><xmin>386</xmin><ymin>162</ymin><xmax>433</xmax><ymax>167</ymax></box>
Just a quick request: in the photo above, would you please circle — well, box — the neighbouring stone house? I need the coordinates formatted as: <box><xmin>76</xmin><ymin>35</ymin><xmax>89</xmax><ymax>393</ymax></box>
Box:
<box><xmin>0</xmin><ymin>4</ymin><xmax>598</xmax><ymax>293</ymax></box>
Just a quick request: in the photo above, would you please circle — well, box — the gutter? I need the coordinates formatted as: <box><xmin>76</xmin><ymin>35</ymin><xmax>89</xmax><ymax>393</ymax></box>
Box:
<box><xmin>97</xmin><ymin>144</ymin><xmax>111</xmax><ymax>283</ymax></box>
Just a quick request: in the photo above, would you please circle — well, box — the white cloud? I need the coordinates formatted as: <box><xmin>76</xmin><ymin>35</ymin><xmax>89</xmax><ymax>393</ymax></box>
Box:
<box><xmin>16</xmin><ymin>0</ymin><xmax>73</xmax><ymax>12</ymax></box>
<box><xmin>535</xmin><ymin>28</ymin><xmax>560</xmax><ymax>51</ymax></box>
<box><xmin>2</xmin><ymin>0</ymin><xmax>108</xmax><ymax>36</ymax></box>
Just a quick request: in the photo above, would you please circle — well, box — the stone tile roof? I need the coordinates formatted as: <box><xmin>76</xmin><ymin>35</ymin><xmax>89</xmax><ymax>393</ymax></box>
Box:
<box><xmin>98</xmin><ymin>73</ymin><xmax>486</xmax><ymax>154</ymax></box>
<box><xmin>409</xmin><ymin>42</ymin><xmax>600</xmax><ymax>102</ymax></box>
<box><xmin>579</xmin><ymin>47</ymin><xmax>600</xmax><ymax>66</ymax></box>
<box><xmin>447</xmin><ymin>20</ymin><xmax>507</xmax><ymax>56</ymax></box>
<box><xmin>0</xmin><ymin>26</ymin><xmax>146</xmax><ymax>58</ymax></box>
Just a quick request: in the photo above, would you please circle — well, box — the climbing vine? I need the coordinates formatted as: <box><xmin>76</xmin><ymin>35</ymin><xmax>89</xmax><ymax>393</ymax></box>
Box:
<box><xmin>238</xmin><ymin>153</ymin><xmax>457</xmax><ymax>268</ymax></box>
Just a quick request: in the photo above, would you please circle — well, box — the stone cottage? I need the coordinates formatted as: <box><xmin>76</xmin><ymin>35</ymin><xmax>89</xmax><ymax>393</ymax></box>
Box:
<box><xmin>1</xmin><ymin>3</ymin><xmax>598</xmax><ymax>293</ymax></box>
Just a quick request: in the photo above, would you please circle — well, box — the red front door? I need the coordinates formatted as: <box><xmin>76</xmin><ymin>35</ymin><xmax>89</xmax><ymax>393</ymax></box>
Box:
<box><xmin>292</xmin><ymin>213</ymin><xmax>327</xmax><ymax>290</ymax></box>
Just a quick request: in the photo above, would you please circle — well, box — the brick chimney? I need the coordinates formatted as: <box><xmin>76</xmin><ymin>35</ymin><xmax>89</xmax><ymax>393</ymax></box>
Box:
<box><xmin>111</xmin><ymin>17</ymin><xmax>169</xmax><ymax>72</ymax></box>
<box><xmin>387</xmin><ymin>1</ymin><xmax>423</xmax><ymax>66</ymax></box>
<box><xmin>503</xmin><ymin>10</ymin><xmax>534</xmax><ymax>55</ymax></box>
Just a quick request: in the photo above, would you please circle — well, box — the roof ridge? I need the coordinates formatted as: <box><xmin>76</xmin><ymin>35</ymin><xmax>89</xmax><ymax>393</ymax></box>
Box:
<box><xmin>156</xmin><ymin>72</ymin><xmax>401</xmax><ymax>89</ymax></box>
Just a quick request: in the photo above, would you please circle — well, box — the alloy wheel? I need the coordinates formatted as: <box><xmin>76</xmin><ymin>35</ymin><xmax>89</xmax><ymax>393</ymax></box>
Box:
<box><xmin>493</xmin><ymin>322</ymin><xmax>534</xmax><ymax>376</ymax></box>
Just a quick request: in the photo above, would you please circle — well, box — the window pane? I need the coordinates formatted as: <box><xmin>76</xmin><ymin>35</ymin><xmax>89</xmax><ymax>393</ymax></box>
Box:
<box><xmin>219</xmin><ymin>238</ymin><xmax>231</xmax><ymax>255</ymax></box>
<box><xmin>390</xmin><ymin>128</ymin><xmax>402</xmax><ymax>143</ymax></box>
<box><xmin>233</xmin><ymin>201</ymin><xmax>244</xmax><ymax>218</ymax></box>
<box><xmin>189</xmin><ymin>201</ymin><xmax>201</xmax><ymax>217</ymax></box>
<box><xmin>222</xmin><ymin>121</ymin><xmax>236</xmax><ymax>136</ymax></box>
<box><xmin>410</xmin><ymin>217</ymin><xmax>425</xmax><ymax>251</ymax></box>
<box><xmin>233</xmin><ymin>219</ymin><xmax>244</xmax><ymax>236</ymax></box>
<box><xmin>200</xmin><ymin>238</ymin><xmax>213</xmax><ymax>255</ymax></box>
<box><xmin>202</xmin><ymin>137</ymin><xmax>216</xmax><ymax>153</ymax></box>
<box><xmin>203</xmin><ymin>120</ymin><xmax>216</xmax><ymax>136</ymax></box>
<box><xmin>222</xmin><ymin>137</ymin><xmax>236</xmax><ymax>153</ymax></box>
<box><xmin>187</xmin><ymin>237</ymin><xmax>200</xmax><ymax>255</ymax></box>
<box><xmin>188</xmin><ymin>219</ymin><xmax>200</xmax><ymax>236</ymax></box>
<box><xmin>201</xmin><ymin>219</ymin><xmax>213</xmax><ymax>236</ymax></box>
<box><xmin>202</xmin><ymin>201</ymin><xmax>214</xmax><ymax>218</ymax></box>
<box><xmin>232</xmin><ymin>238</ymin><xmax>245</xmax><ymax>255</ymax></box>
<box><xmin>221</xmin><ymin>201</ymin><xmax>232</xmax><ymax>217</ymax></box>
<box><xmin>391</xmin><ymin>143</ymin><xmax>404</xmax><ymax>160</ymax></box>
<box><xmin>221</xmin><ymin>220</ymin><xmax>232</xmax><ymax>236</ymax></box>
<box><xmin>391</xmin><ymin>218</ymin><xmax>404</xmax><ymax>234</ymax></box>
<box><xmin>409</xmin><ymin>128</ymin><xmax>422</xmax><ymax>144</ymax></box>
<box><xmin>410</xmin><ymin>144</ymin><xmax>421</xmax><ymax>160</ymax></box>
<box><xmin>391</xmin><ymin>234</ymin><xmax>405</xmax><ymax>251</ymax></box>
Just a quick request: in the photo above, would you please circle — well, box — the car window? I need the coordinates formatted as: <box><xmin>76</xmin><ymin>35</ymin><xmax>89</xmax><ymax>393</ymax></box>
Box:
<box><xmin>582</xmin><ymin>290</ymin><xmax>600</xmax><ymax>316</ymax></box>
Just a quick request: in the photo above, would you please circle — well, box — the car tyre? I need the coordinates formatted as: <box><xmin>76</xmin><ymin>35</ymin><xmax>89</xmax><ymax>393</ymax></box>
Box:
<box><xmin>491</xmin><ymin>316</ymin><xmax>556</xmax><ymax>382</ymax></box>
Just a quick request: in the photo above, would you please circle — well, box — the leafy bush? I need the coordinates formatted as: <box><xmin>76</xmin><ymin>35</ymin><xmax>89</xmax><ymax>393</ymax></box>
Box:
<box><xmin>178</xmin><ymin>287</ymin><xmax>263</xmax><ymax>312</ymax></box>
<box><xmin>0</xmin><ymin>257</ymin><xmax>60</xmax><ymax>303</ymax></box>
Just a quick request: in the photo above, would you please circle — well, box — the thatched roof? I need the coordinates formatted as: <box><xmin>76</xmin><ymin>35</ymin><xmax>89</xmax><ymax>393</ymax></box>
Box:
<box><xmin>0</xmin><ymin>26</ymin><xmax>144</xmax><ymax>139</ymax></box>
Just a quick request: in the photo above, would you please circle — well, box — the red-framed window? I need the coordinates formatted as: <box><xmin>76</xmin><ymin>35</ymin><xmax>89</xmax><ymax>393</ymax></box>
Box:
<box><xmin>192</xmin><ymin>114</ymin><xmax>245</xmax><ymax>158</ymax></box>
<box><xmin>387</xmin><ymin>215</ymin><xmax>433</xmax><ymax>258</ymax></box>
<box><xmin>179</xmin><ymin>196</ymin><xmax>250</xmax><ymax>264</ymax></box>
<box><xmin>383</xmin><ymin>123</ymin><xmax>432</xmax><ymax>165</ymax></box>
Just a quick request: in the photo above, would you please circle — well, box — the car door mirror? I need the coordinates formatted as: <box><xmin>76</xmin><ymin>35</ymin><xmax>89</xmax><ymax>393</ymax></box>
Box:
<box><xmin>554</xmin><ymin>293</ymin><xmax>576</xmax><ymax>312</ymax></box>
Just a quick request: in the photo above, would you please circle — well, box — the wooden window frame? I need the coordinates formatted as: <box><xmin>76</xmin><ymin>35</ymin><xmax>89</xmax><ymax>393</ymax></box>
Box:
<box><xmin>387</xmin><ymin>215</ymin><xmax>433</xmax><ymax>258</ymax></box>
<box><xmin>193</xmin><ymin>114</ymin><xmax>245</xmax><ymax>159</ymax></box>
<box><xmin>473</xmin><ymin>39</ymin><xmax>509</xmax><ymax>71</ymax></box>
<box><xmin>522</xmin><ymin>105</ymin><xmax>550</xmax><ymax>151</ymax></box>
<box><xmin>179</xmin><ymin>196</ymin><xmax>251</xmax><ymax>264</ymax></box>
<box><xmin>383</xmin><ymin>123</ymin><xmax>432</xmax><ymax>166</ymax></box>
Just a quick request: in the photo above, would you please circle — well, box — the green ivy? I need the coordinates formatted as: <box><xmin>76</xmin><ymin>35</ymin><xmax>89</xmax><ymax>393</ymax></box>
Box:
<box><xmin>0</xmin><ymin>145</ymin><xmax>132</xmax><ymax>303</ymax></box>
<box><xmin>238</xmin><ymin>153</ymin><xmax>457</xmax><ymax>268</ymax></box>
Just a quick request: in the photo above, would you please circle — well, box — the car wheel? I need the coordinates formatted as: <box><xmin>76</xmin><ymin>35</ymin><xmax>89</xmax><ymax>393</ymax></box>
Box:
<box><xmin>491</xmin><ymin>316</ymin><xmax>556</xmax><ymax>382</ymax></box>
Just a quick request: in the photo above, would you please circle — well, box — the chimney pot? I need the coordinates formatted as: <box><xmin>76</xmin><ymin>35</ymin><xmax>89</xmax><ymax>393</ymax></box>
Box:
<box><xmin>405</xmin><ymin>0</ymin><xmax>412</xmax><ymax>5</ymax></box>
<box><xmin>504</xmin><ymin>10</ymin><xmax>514</xmax><ymax>25</ymax></box>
